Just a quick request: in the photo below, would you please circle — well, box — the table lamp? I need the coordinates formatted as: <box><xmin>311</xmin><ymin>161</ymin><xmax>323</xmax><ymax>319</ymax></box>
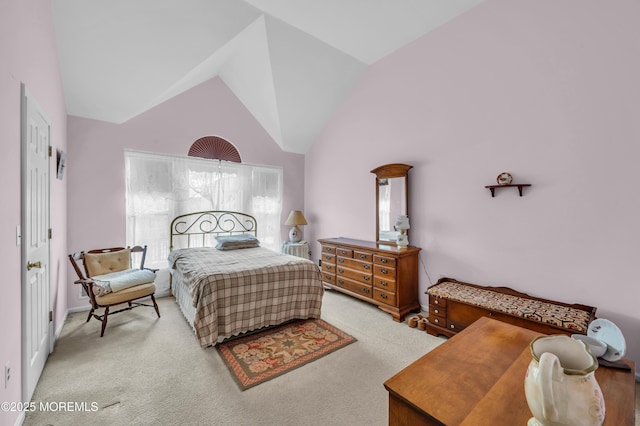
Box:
<box><xmin>394</xmin><ymin>215</ymin><xmax>410</xmax><ymax>246</ymax></box>
<box><xmin>285</xmin><ymin>210</ymin><xmax>307</xmax><ymax>243</ymax></box>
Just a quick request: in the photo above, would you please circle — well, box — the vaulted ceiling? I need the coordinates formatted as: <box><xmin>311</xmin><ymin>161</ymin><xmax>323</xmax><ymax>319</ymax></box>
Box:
<box><xmin>53</xmin><ymin>0</ymin><xmax>482</xmax><ymax>154</ymax></box>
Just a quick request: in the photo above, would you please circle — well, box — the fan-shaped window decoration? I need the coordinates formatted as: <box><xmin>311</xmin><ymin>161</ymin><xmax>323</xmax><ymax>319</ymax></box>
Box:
<box><xmin>188</xmin><ymin>136</ymin><xmax>242</xmax><ymax>163</ymax></box>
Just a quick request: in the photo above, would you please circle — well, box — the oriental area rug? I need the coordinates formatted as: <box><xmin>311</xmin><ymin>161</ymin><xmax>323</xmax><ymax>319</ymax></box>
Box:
<box><xmin>217</xmin><ymin>319</ymin><xmax>356</xmax><ymax>390</ymax></box>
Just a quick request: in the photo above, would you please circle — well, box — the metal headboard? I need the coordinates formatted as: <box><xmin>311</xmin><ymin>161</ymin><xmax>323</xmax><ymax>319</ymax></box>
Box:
<box><xmin>169</xmin><ymin>211</ymin><xmax>257</xmax><ymax>251</ymax></box>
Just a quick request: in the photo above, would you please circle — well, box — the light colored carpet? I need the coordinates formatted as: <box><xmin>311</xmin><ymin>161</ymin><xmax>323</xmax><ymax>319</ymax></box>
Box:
<box><xmin>23</xmin><ymin>290</ymin><xmax>445</xmax><ymax>426</ymax></box>
<box><xmin>23</xmin><ymin>290</ymin><xmax>640</xmax><ymax>426</ymax></box>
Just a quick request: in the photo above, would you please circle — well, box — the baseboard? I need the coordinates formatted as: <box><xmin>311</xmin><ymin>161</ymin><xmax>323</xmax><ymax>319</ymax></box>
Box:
<box><xmin>54</xmin><ymin>309</ymin><xmax>68</xmax><ymax>341</ymax></box>
<box><xmin>67</xmin><ymin>304</ymin><xmax>91</xmax><ymax>313</ymax></box>
<box><xmin>156</xmin><ymin>289</ymin><xmax>170</xmax><ymax>298</ymax></box>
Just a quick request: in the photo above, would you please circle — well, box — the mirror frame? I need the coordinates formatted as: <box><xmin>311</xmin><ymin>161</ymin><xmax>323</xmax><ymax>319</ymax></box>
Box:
<box><xmin>370</xmin><ymin>163</ymin><xmax>412</xmax><ymax>245</ymax></box>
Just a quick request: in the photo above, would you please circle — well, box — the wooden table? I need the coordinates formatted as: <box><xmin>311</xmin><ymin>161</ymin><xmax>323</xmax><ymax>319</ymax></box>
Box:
<box><xmin>384</xmin><ymin>317</ymin><xmax>636</xmax><ymax>425</ymax></box>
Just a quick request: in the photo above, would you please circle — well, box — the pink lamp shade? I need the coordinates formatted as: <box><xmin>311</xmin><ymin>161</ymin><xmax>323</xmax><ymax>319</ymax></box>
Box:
<box><xmin>285</xmin><ymin>210</ymin><xmax>307</xmax><ymax>243</ymax></box>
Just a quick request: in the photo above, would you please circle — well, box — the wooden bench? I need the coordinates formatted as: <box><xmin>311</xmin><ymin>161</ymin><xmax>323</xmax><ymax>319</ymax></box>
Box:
<box><xmin>425</xmin><ymin>278</ymin><xmax>597</xmax><ymax>338</ymax></box>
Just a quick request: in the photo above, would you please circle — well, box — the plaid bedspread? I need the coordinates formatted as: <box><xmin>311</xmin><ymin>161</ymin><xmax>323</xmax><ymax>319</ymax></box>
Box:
<box><xmin>169</xmin><ymin>247</ymin><xmax>324</xmax><ymax>347</ymax></box>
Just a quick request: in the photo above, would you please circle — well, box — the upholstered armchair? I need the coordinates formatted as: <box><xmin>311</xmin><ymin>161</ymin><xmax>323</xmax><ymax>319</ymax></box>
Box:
<box><xmin>68</xmin><ymin>245</ymin><xmax>160</xmax><ymax>336</ymax></box>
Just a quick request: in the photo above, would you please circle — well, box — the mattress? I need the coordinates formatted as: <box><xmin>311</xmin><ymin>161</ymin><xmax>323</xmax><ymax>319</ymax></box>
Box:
<box><xmin>169</xmin><ymin>246</ymin><xmax>324</xmax><ymax>347</ymax></box>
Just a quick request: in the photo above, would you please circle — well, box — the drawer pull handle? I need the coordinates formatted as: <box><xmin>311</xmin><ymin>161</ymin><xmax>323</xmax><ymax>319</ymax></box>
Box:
<box><xmin>380</xmin><ymin>293</ymin><xmax>387</xmax><ymax>299</ymax></box>
<box><xmin>324</xmin><ymin>255</ymin><xmax>331</xmax><ymax>260</ymax></box>
<box><xmin>363</xmin><ymin>288</ymin><xmax>370</xmax><ymax>294</ymax></box>
<box><xmin>450</xmin><ymin>324</ymin><xmax>455</xmax><ymax>329</ymax></box>
<box><xmin>359</xmin><ymin>254</ymin><xmax>366</xmax><ymax>259</ymax></box>
<box><xmin>363</xmin><ymin>276</ymin><xmax>370</xmax><ymax>281</ymax></box>
<box><xmin>434</xmin><ymin>309</ymin><xmax>439</xmax><ymax>314</ymax></box>
<box><xmin>434</xmin><ymin>318</ymin><xmax>439</xmax><ymax>323</ymax></box>
<box><xmin>381</xmin><ymin>258</ymin><xmax>388</xmax><ymax>263</ymax></box>
<box><xmin>338</xmin><ymin>268</ymin><xmax>344</xmax><ymax>274</ymax></box>
<box><xmin>338</xmin><ymin>258</ymin><xmax>344</xmax><ymax>263</ymax></box>
<box><xmin>338</xmin><ymin>280</ymin><xmax>344</xmax><ymax>285</ymax></box>
<box><xmin>434</xmin><ymin>300</ymin><xmax>439</xmax><ymax>305</ymax></box>
<box><xmin>326</xmin><ymin>265</ymin><xmax>332</xmax><ymax>270</ymax></box>
<box><xmin>363</xmin><ymin>264</ymin><xmax>370</xmax><ymax>270</ymax></box>
<box><xmin>339</xmin><ymin>250</ymin><xmax>347</xmax><ymax>255</ymax></box>
<box><xmin>381</xmin><ymin>281</ymin><xmax>388</xmax><ymax>286</ymax></box>
<box><xmin>381</xmin><ymin>269</ymin><xmax>388</xmax><ymax>275</ymax></box>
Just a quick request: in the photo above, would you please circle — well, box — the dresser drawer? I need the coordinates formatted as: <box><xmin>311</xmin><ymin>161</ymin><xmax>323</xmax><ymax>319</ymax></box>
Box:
<box><xmin>429</xmin><ymin>294</ymin><xmax>447</xmax><ymax>308</ymax></box>
<box><xmin>374</xmin><ymin>264</ymin><xmax>396</xmax><ymax>278</ymax></box>
<box><xmin>427</xmin><ymin>315</ymin><xmax>446</xmax><ymax>328</ymax></box>
<box><xmin>428</xmin><ymin>302</ymin><xmax>447</xmax><ymax>327</ymax></box>
<box><xmin>429</xmin><ymin>304</ymin><xmax>446</xmax><ymax>318</ymax></box>
<box><xmin>336</xmin><ymin>247</ymin><xmax>353</xmax><ymax>258</ymax></box>
<box><xmin>321</xmin><ymin>272</ymin><xmax>336</xmax><ymax>285</ymax></box>
<box><xmin>336</xmin><ymin>276</ymin><xmax>373</xmax><ymax>298</ymax></box>
<box><xmin>337</xmin><ymin>266</ymin><xmax>372</xmax><ymax>285</ymax></box>
<box><xmin>353</xmin><ymin>250</ymin><xmax>373</xmax><ymax>262</ymax></box>
<box><xmin>322</xmin><ymin>263</ymin><xmax>336</xmax><ymax>274</ymax></box>
<box><xmin>374</xmin><ymin>276</ymin><xmax>397</xmax><ymax>292</ymax></box>
<box><xmin>321</xmin><ymin>253</ymin><xmax>336</xmax><ymax>264</ymax></box>
<box><xmin>446</xmin><ymin>319</ymin><xmax>466</xmax><ymax>333</ymax></box>
<box><xmin>337</xmin><ymin>256</ymin><xmax>372</xmax><ymax>272</ymax></box>
<box><xmin>374</xmin><ymin>255</ymin><xmax>396</xmax><ymax>268</ymax></box>
<box><xmin>373</xmin><ymin>288</ymin><xmax>396</xmax><ymax>306</ymax></box>
<box><xmin>321</xmin><ymin>245</ymin><xmax>336</xmax><ymax>255</ymax></box>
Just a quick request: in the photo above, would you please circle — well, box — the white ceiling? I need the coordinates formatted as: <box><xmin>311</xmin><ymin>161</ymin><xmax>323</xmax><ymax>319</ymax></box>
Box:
<box><xmin>52</xmin><ymin>0</ymin><xmax>482</xmax><ymax>154</ymax></box>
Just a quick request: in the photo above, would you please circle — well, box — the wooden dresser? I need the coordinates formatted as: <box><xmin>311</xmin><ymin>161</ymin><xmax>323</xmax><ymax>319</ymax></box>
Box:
<box><xmin>317</xmin><ymin>237</ymin><xmax>421</xmax><ymax>322</ymax></box>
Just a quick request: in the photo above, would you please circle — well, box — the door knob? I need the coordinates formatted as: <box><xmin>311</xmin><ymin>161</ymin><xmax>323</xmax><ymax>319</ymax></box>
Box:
<box><xmin>27</xmin><ymin>261</ymin><xmax>42</xmax><ymax>270</ymax></box>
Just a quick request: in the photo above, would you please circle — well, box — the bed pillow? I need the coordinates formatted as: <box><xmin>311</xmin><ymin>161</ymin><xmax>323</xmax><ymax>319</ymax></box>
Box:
<box><xmin>215</xmin><ymin>234</ymin><xmax>260</xmax><ymax>250</ymax></box>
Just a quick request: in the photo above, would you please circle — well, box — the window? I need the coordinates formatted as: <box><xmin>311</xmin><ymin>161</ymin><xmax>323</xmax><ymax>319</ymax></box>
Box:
<box><xmin>125</xmin><ymin>150</ymin><xmax>283</xmax><ymax>269</ymax></box>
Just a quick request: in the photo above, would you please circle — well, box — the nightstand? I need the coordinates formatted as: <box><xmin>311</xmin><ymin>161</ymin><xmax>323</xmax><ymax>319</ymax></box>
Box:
<box><xmin>281</xmin><ymin>241</ymin><xmax>310</xmax><ymax>259</ymax></box>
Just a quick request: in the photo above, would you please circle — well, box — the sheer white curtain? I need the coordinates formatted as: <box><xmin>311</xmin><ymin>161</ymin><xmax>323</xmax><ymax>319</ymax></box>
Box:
<box><xmin>125</xmin><ymin>150</ymin><xmax>283</xmax><ymax>269</ymax></box>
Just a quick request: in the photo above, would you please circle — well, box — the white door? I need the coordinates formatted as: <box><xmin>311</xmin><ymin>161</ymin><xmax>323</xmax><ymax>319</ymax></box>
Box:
<box><xmin>21</xmin><ymin>84</ymin><xmax>51</xmax><ymax>402</ymax></box>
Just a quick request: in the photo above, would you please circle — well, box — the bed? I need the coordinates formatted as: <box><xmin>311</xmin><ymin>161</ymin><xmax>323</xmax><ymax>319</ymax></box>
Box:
<box><xmin>168</xmin><ymin>211</ymin><xmax>324</xmax><ymax>347</ymax></box>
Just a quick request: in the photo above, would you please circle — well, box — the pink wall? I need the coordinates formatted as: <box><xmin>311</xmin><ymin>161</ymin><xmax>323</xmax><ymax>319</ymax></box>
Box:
<box><xmin>66</xmin><ymin>77</ymin><xmax>305</xmax><ymax>309</ymax></box>
<box><xmin>306</xmin><ymin>0</ymin><xmax>640</xmax><ymax>372</ymax></box>
<box><xmin>0</xmin><ymin>0</ymin><xmax>67</xmax><ymax>424</ymax></box>
<box><xmin>1</xmin><ymin>4</ymin><xmax>637</xmax><ymax>420</ymax></box>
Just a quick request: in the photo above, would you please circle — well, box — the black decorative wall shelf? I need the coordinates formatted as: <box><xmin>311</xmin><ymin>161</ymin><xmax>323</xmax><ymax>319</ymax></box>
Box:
<box><xmin>484</xmin><ymin>184</ymin><xmax>531</xmax><ymax>197</ymax></box>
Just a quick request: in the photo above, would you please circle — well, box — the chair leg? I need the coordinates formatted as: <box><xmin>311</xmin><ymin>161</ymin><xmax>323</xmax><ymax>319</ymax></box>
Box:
<box><xmin>86</xmin><ymin>308</ymin><xmax>94</xmax><ymax>323</ymax></box>
<box><xmin>151</xmin><ymin>295</ymin><xmax>160</xmax><ymax>318</ymax></box>
<box><xmin>100</xmin><ymin>306</ymin><xmax>109</xmax><ymax>337</ymax></box>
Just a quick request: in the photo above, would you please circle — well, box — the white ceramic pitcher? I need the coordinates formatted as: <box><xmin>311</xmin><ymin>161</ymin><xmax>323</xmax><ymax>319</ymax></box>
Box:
<box><xmin>524</xmin><ymin>334</ymin><xmax>605</xmax><ymax>426</ymax></box>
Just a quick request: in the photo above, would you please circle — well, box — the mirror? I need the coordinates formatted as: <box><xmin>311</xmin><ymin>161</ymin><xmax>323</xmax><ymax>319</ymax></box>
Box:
<box><xmin>371</xmin><ymin>164</ymin><xmax>412</xmax><ymax>245</ymax></box>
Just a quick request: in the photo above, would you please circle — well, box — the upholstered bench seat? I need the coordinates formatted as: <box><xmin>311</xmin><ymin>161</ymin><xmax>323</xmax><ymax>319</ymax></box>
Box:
<box><xmin>91</xmin><ymin>268</ymin><xmax>157</xmax><ymax>295</ymax></box>
<box><xmin>95</xmin><ymin>282</ymin><xmax>156</xmax><ymax>305</ymax></box>
<box><xmin>425</xmin><ymin>278</ymin><xmax>597</xmax><ymax>338</ymax></box>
